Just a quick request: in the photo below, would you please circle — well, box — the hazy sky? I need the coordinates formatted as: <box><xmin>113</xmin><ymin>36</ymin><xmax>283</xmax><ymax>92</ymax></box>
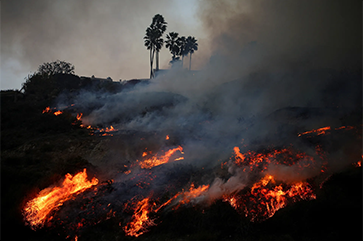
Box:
<box><xmin>1</xmin><ymin>0</ymin><xmax>208</xmax><ymax>90</ymax></box>
<box><xmin>1</xmin><ymin>0</ymin><xmax>360</xmax><ymax>90</ymax></box>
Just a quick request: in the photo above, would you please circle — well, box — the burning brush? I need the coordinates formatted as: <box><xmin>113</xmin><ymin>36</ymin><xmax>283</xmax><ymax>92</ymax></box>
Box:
<box><xmin>21</xmin><ymin>124</ymin><xmax>361</xmax><ymax>239</ymax></box>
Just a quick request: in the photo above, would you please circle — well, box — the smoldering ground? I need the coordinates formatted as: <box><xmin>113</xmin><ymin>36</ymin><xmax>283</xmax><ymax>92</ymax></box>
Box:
<box><xmin>35</xmin><ymin>0</ymin><xmax>363</xmax><ymax>234</ymax></box>
<box><xmin>53</xmin><ymin>0</ymin><xmax>360</xmax><ymax>178</ymax></box>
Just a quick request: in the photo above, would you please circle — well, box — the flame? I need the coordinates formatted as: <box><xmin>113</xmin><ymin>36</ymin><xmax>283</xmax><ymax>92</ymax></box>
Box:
<box><xmin>42</xmin><ymin>107</ymin><xmax>51</xmax><ymax>113</ymax></box>
<box><xmin>353</xmin><ymin>160</ymin><xmax>361</xmax><ymax>167</ymax></box>
<box><xmin>98</xmin><ymin>126</ymin><xmax>118</xmax><ymax>136</ymax></box>
<box><xmin>53</xmin><ymin>110</ymin><xmax>63</xmax><ymax>116</ymax></box>
<box><xmin>178</xmin><ymin>183</ymin><xmax>210</xmax><ymax>205</ymax></box>
<box><xmin>233</xmin><ymin>146</ymin><xmax>246</xmax><ymax>165</ymax></box>
<box><xmin>298</xmin><ymin>125</ymin><xmax>356</xmax><ymax>137</ymax></box>
<box><xmin>42</xmin><ymin>107</ymin><xmax>62</xmax><ymax>116</ymax></box>
<box><xmin>123</xmin><ymin>184</ymin><xmax>209</xmax><ymax>237</ymax></box>
<box><xmin>123</xmin><ymin>197</ymin><xmax>156</xmax><ymax>237</ymax></box>
<box><xmin>165</xmin><ymin>135</ymin><xmax>169</xmax><ymax>140</ymax></box>
<box><xmin>232</xmin><ymin>146</ymin><xmax>317</xmax><ymax>173</ymax></box>
<box><xmin>23</xmin><ymin>169</ymin><xmax>98</xmax><ymax>230</ymax></box>
<box><xmin>76</xmin><ymin>113</ymin><xmax>83</xmax><ymax>121</ymax></box>
<box><xmin>138</xmin><ymin>146</ymin><xmax>184</xmax><ymax>169</ymax></box>
<box><xmin>226</xmin><ymin>174</ymin><xmax>316</xmax><ymax>222</ymax></box>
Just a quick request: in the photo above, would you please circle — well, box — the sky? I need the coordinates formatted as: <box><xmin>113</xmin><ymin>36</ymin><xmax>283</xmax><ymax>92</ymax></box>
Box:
<box><xmin>1</xmin><ymin>0</ymin><xmax>208</xmax><ymax>90</ymax></box>
<box><xmin>1</xmin><ymin>0</ymin><xmax>360</xmax><ymax>90</ymax></box>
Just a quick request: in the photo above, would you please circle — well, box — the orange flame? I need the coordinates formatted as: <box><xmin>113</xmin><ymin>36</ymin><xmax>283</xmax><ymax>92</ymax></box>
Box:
<box><xmin>98</xmin><ymin>126</ymin><xmax>118</xmax><ymax>136</ymax></box>
<box><xmin>123</xmin><ymin>197</ymin><xmax>156</xmax><ymax>237</ymax></box>
<box><xmin>165</xmin><ymin>135</ymin><xmax>169</xmax><ymax>140</ymax></box>
<box><xmin>53</xmin><ymin>110</ymin><xmax>63</xmax><ymax>116</ymax></box>
<box><xmin>42</xmin><ymin>107</ymin><xmax>51</xmax><ymax>113</ymax></box>
<box><xmin>178</xmin><ymin>183</ymin><xmax>210</xmax><ymax>205</ymax></box>
<box><xmin>226</xmin><ymin>174</ymin><xmax>316</xmax><ymax>222</ymax></box>
<box><xmin>23</xmin><ymin>169</ymin><xmax>98</xmax><ymax>230</ymax></box>
<box><xmin>138</xmin><ymin>146</ymin><xmax>184</xmax><ymax>169</ymax></box>
<box><xmin>297</xmin><ymin>125</ymin><xmax>355</xmax><ymax>137</ymax></box>
<box><xmin>76</xmin><ymin>113</ymin><xmax>83</xmax><ymax>121</ymax></box>
<box><xmin>298</xmin><ymin>126</ymin><xmax>331</xmax><ymax>137</ymax></box>
<box><xmin>42</xmin><ymin>106</ymin><xmax>62</xmax><ymax>115</ymax></box>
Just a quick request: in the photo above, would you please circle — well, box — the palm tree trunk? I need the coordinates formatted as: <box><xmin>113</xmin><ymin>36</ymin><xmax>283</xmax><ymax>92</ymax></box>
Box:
<box><xmin>156</xmin><ymin>51</ymin><xmax>159</xmax><ymax>71</ymax></box>
<box><xmin>150</xmin><ymin>48</ymin><xmax>154</xmax><ymax>79</ymax></box>
<box><xmin>182</xmin><ymin>55</ymin><xmax>184</xmax><ymax>69</ymax></box>
<box><xmin>189</xmin><ymin>53</ymin><xmax>192</xmax><ymax>71</ymax></box>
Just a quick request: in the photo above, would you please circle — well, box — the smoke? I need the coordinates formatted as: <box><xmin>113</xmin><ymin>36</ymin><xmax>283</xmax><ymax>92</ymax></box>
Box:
<box><xmin>1</xmin><ymin>0</ymin><xmax>203</xmax><ymax>89</ymax></box>
<box><xmin>52</xmin><ymin>0</ymin><xmax>360</xmax><ymax>211</ymax></box>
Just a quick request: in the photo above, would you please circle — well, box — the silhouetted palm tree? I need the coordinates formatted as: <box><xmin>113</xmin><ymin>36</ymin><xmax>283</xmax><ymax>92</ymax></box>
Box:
<box><xmin>151</xmin><ymin>14</ymin><xmax>167</xmax><ymax>71</ymax></box>
<box><xmin>185</xmin><ymin>36</ymin><xmax>198</xmax><ymax>71</ymax></box>
<box><xmin>144</xmin><ymin>14</ymin><xmax>167</xmax><ymax>78</ymax></box>
<box><xmin>177</xmin><ymin>36</ymin><xmax>187</xmax><ymax>68</ymax></box>
<box><xmin>165</xmin><ymin>32</ymin><xmax>180</xmax><ymax>62</ymax></box>
<box><xmin>144</xmin><ymin>26</ymin><xmax>159</xmax><ymax>78</ymax></box>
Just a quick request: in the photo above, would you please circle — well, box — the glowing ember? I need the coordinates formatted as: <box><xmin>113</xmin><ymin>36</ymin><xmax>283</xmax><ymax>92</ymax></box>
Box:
<box><xmin>178</xmin><ymin>183</ymin><xmax>210</xmax><ymax>205</ymax></box>
<box><xmin>42</xmin><ymin>106</ymin><xmax>62</xmax><ymax>116</ymax></box>
<box><xmin>76</xmin><ymin>113</ymin><xmax>83</xmax><ymax>121</ymax></box>
<box><xmin>298</xmin><ymin>125</ymin><xmax>356</xmax><ymax>137</ymax></box>
<box><xmin>98</xmin><ymin>126</ymin><xmax>118</xmax><ymax>136</ymax></box>
<box><xmin>353</xmin><ymin>160</ymin><xmax>361</xmax><ymax>167</ymax></box>
<box><xmin>138</xmin><ymin>146</ymin><xmax>184</xmax><ymax>169</ymax></box>
<box><xmin>53</xmin><ymin>110</ymin><xmax>63</xmax><ymax>116</ymax></box>
<box><xmin>123</xmin><ymin>197</ymin><xmax>156</xmax><ymax>237</ymax></box>
<box><xmin>226</xmin><ymin>174</ymin><xmax>316</xmax><ymax>222</ymax></box>
<box><xmin>23</xmin><ymin>169</ymin><xmax>98</xmax><ymax>230</ymax></box>
<box><xmin>232</xmin><ymin>146</ymin><xmax>317</xmax><ymax>173</ymax></box>
<box><xmin>42</xmin><ymin>107</ymin><xmax>51</xmax><ymax>113</ymax></box>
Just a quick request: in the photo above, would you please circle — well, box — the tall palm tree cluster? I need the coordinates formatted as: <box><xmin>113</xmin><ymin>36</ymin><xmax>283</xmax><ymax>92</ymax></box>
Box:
<box><xmin>144</xmin><ymin>14</ymin><xmax>198</xmax><ymax>78</ymax></box>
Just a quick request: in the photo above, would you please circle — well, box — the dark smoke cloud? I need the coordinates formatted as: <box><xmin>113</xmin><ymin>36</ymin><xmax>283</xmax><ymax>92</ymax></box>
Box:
<box><xmin>22</xmin><ymin>2</ymin><xmax>361</xmax><ymax>233</ymax></box>
<box><xmin>199</xmin><ymin>0</ymin><xmax>360</xmax><ymax>73</ymax></box>
<box><xmin>51</xmin><ymin>0</ymin><xmax>361</xmax><ymax>186</ymax></box>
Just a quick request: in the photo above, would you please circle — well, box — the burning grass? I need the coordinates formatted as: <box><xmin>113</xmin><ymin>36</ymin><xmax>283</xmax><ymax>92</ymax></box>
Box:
<box><xmin>3</xmin><ymin>93</ymin><xmax>361</xmax><ymax>240</ymax></box>
<box><xmin>23</xmin><ymin>169</ymin><xmax>98</xmax><ymax>230</ymax></box>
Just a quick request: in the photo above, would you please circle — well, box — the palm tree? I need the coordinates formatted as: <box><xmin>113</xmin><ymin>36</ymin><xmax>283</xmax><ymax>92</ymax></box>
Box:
<box><xmin>151</xmin><ymin>14</ymin><xmax>167</xmax><ymax>71</ymax></box>
<box><xmin>144</xmin><ymin>26</ymin><xmax>159</xmax><ymax>78</ymax></box>
<box><xmin>144</xmin><ymin>14</ymin><xmax>167</xmax><ymax>79</ymax></box>
<box><xmin>165</xmin><ymin>32</ymin><xmax>180</xmax><ymax>61</ymax></box>
<box><xmin>177</xmin><ymin>36</ymin><xmax>187</xmax><ymax>68</ymax></box>
<box><xmin>185</xmin><ymin>36</ymin><xmax>198</xmax><ymax>71</ymax></box>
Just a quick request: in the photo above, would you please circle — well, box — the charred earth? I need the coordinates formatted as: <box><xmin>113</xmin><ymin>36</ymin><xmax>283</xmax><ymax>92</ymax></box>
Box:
<box><xmin>2</xmin><ymin>73</ymin><xmax>361</xmax><ymax>241</ymax></box>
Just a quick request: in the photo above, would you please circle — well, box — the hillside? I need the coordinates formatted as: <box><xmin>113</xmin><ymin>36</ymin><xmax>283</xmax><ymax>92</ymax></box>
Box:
<box><xmin>1</xmin><ymin>73</ymin><xmax>362</xmax><ymax>241</ymax></box>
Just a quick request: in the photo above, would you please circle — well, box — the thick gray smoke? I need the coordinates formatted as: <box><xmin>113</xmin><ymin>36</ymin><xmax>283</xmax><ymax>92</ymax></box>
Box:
<box><xmin>56</xmin><ymin>0</ymin><xmax>360</xmax><ymax>166</ymax></box>
<box><xmin>53</xmin><ymin>0</ymin><xmax>360</xmax><ymax>200</ymax></box>
<box><xmin>35</xmin><ymin>3</ymin><xmax>361</xmax><ymax>236</ymax></box>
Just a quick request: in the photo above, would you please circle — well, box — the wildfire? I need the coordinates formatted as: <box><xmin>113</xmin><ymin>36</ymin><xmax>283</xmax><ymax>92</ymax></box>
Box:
<box><xmin>123</xmin><ymin>197</ymin><xmax>156</xmax><ymax>237</ymax></box>
<box><xmin>98</xmin><ymin>126</ymin><xmax>118</xmax><ymax>136</ymax></box>
<box><xmin>225</xmin><ymin>174</ymin><xmax>316</xmax><ymax>222</ymax></box>
<box><xmin>138</xmin><ymin>146</ymin><xmax>184</xmax><ymax>169</ymax></box>
<box><xmin>53</xmin><ymin>110</ymin><xmax>63</xmax><ymax>116</ymax></box>
<box><xmin>232</xmin><ymin>146</ymin><xmax>317</xmax><ymax>173</ymax></box>
<box><xmin>298</xmin><ymin>125</ymin><xmax>356</xmax><ymax>137</ymax></box>
<box><xmin>178</xmin><ymin>183</ymin><xmax>210</xmax><ymax>206</ymax></box>
<box><xmin>42</xmin><ymin>106</ymin><xmax>51</xmax><ymax>113</ymax></box>
<box><xmin>42</xmin><ymin>106</ymin><xmax>63</xmax><ymax>116</ymax></box>
<box><xmin>23</xmin><ymin>169</ymin><xmax>98</xmax><ymax>230</ymax></box>
<box><xmin>76</xmin><ymin>113</ymin><xmax>83</xmax><ymax>121</ymax></box>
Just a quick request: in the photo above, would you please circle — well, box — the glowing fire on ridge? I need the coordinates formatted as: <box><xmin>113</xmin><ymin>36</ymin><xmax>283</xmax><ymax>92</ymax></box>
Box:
<box><xmin>138</xmin><ymin>146</ymin><xmax>184</xmax><ymax>169</ymax></box>
<box><xmin>42</xmin><ymin>106</ymin><xmax>63</xmax><ymax>116</ymax></box>
<box><xmin>124</xmin><ymin>183</ymin><xmax>210</xmax><ymax>237</ymax></box>
<box><xmin>298</xmin><ymin>125</ymin><xmax>356</xmax><ymax>137</ymax></box>
<box><xmin>224</xmin><ymin>174</ymin><xmax>316</xmax><ymax>222</ymax></box>
<box><xmin>23</xmin><ymin>169</ymin><xmax>98</xmax><ymax>230</ymax></box>
<box><xmin>123</xmin><ymin>197</ymin><xmax>156</xmax><ymax>237</ymax></box>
